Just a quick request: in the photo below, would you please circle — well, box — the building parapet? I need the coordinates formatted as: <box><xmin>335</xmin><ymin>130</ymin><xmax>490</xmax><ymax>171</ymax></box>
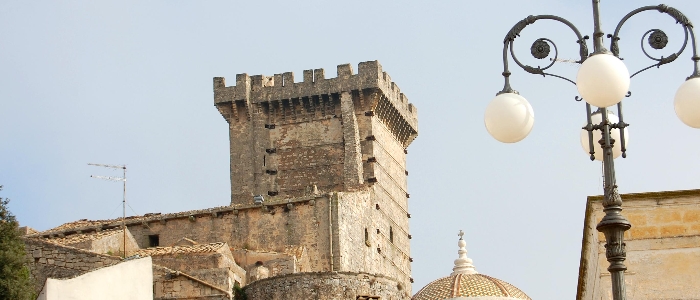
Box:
<box><xmin>31</xmin><ymin>194</ymin><xmax>327</xmax><ymax>239</ymax></box>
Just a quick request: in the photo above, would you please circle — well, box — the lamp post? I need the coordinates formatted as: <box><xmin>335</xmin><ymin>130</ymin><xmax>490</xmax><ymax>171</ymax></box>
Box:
<box><xmin>483</xmin><ymin>2</ymin><xmax>700</xmax><ymax>300</ymax></box>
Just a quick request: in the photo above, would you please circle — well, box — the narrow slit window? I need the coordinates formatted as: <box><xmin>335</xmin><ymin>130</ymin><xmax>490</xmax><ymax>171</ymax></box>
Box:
<box><xmin>263</xmin><ymin>155</ymin><xmax>266</xmax><ymax>167</ymax></box>
<box><xmin>390</xmin><ymin>227</ymin><xmax>394</xmax><ymax>243</ymax></box>
<box><xmin>364</xmin><ymin>228</ymin><xmax>370</xmax><ymax>247</ymax></box>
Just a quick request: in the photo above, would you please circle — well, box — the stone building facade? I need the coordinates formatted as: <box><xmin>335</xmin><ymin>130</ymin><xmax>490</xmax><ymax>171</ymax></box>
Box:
<box><xmin>577</xmin><ymin>189</ymin><xmax>700</xmax><ymax>300</ymax></box>
<box><xmin>24</xmin><ymin>60</ymin><xmax>419</xmax><ymax>299</ymax></box>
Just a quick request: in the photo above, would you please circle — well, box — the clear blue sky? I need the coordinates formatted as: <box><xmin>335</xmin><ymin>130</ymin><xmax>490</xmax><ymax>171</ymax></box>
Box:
<box><xmin>2</xmin><ymin>1</ymin><xmax>699</xmax><ymax>298</ymax></box>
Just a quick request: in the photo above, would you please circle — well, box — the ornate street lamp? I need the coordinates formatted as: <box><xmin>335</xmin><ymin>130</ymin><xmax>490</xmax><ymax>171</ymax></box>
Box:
<box><xmin>484</xmin><ymin>2</ymin><xmax>700</xmax><ymax>300</ymax></box>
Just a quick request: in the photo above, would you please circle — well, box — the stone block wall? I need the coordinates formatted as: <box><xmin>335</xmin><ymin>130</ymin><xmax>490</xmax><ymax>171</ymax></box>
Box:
<box><xmin>243</xmin><ymin>271</ymin><xmax>408</xmax><ymax>300</ymax></box>
<box><xmin>233</xmin><ymin>248</ymin><xmax>308</xmax><ymax>273</ymax></box>
<box><xmin>151</xmin><ymin>253</ymin><xmax>234</xmax><ymax>276</ymax></box>
<box><xmin>92</xmin><ymin>230</ymin><xmax>139</xmax><ymax>256</ymax></box>
<box><xmin>271</xmin><ymin>116</ymin><xmax>346</xmax><ymax>197</ymax></box>
<box><xmin>125</xmin><ymin>192</ymin><xmax>411</xmax><ymax>292</ymax></box>
<box><xmin>577</xmin><ymin>190</ymin><xmax>700</xmax><ymax>300</ymax></box>
<box><xmin>24</xmin><ymin>238</ymin><xmax>122</xmax><ymax>294</ymax></box>
<box><xmin>335</xmin><ymin>191</ymin><xmax>412</xmax><ymax>295</ymax></box>
<box><xmin>60</xmin><ymin>229</ymin><xmax>139</xmax><ymax>256</ymax></box>
<box><xmin>214</xmin><ymin>61</ymin><xmax>418</xmax><ymax>206</ymax></box>
<box><xmin>124</xmin><ymin>195</ymin><xmax>333</xmax><ymax>273</ymax></box>
<box><xmin>153</xmin><ymin>265</ymin><xmax>232</xmax><ymax>300</ymax></box>
<box><xmin>232</xmin><ymin>249</ymin><xmax>299</xmax><ymax>282</ymax></box>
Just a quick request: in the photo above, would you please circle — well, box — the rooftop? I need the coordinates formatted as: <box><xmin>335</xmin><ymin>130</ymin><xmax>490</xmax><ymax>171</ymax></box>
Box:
<box><xmin>412</xmin><ymin>231</ymin><xmax>531</xmax><ymax>300</ymax></box>
<box><xmin>133</xmin><ymin>242</ymin><xmax>227</xmax><ymax>257</ymax></box>
<box><xmin>44</xmin><ymin>228</ymin><xmax>123</xmax><ymax>246</ymax></box>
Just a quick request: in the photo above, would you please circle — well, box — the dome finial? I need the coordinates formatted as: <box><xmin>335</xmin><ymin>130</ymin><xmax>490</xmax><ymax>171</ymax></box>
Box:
<box><xmin>451</xmin><ymin>230</ymin><xmax>477</xmax><ymax>275</ymax></box>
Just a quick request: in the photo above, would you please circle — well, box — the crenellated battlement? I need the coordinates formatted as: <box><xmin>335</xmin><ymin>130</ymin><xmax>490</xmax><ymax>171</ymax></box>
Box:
<box><xmin>214</xmin><ymin>61</ymin><xmax>418</xmax><ymax>131</ymax></box>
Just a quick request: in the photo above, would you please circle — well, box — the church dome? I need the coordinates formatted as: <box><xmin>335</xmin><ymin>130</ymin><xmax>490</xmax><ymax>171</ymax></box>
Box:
<box><xmin>412</xmin><ymin>231</ymin><xmax>531</xmax><ymax>300</ymax></box>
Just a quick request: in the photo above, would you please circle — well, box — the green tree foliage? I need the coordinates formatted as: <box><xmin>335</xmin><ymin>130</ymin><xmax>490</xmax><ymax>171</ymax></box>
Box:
<box><xmin>233</xmin><ymin>282</ymin><xmax>247</xmax><ymax>300</ymax></box>
<box><xmin>0</xmin><ymin>186</ymin><xmax>35</xmax><ymax>300</ymax></box>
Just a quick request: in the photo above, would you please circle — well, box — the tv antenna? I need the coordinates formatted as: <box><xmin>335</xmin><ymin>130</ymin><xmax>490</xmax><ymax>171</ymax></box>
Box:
<box><xmin>550</xmin><ymin>57</ymin><xmax>580</xmax><ymax>66</ymax></box>
<box><xmin>88</xmin><ymin>163</ymin><xmax>127</xmax><ymax>258</ymax></box>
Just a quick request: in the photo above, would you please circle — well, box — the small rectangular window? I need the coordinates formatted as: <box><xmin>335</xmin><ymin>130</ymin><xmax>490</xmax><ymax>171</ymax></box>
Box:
<box><xmin>148</xmin><ymin>235</ymin><xmax>159</xmax><ymax>247</ymax></box>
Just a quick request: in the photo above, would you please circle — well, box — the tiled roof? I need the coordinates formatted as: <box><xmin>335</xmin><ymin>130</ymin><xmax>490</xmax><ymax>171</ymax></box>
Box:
<box><xmin>46</xmin><ymin>219</ymin><xmax>109</xmax><ymax>232</ymax></box>
<box><xmin>412</xmin><ymin>274</ymin><xmax>531</xmax><ymax>300</ymax></box>
<box><xmin>44</xmin><ymin>228</ymin><xmax>123</xmax><ymax>246</ymax></box>
<box><xmin>133</xmin><ymin>242</ymin><xmax>227</xmax><ymax>257</ymax></box>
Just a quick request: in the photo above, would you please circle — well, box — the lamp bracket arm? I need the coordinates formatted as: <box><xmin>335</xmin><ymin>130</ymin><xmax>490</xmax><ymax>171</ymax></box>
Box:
<box><xmin>657</xmin><ymin>4</ymin><xmax>693</xmax><ymax>27</ymax></box>
<box><xmin>503</xmin><ymin>15</ymin><xmax>588</xmax><ymax>62</ymax></box>
<box><xmin>687</xmin><ymin>27</ymin><xmax>700</xmax><ymax>79</ymax></box>
<box><xmin>609</xmin><ymin>5</ymin><xmax>698</xmax><ymax>79</ymax></box>
<box><xmin>498</xmin><ymin>42</ymin><xmax>518</xmax><ymax>95</ymax></box>
<box><xmin>499</xmin><ymin>15</ymin><xmax>588</xmax><ymax>94</ymax></box>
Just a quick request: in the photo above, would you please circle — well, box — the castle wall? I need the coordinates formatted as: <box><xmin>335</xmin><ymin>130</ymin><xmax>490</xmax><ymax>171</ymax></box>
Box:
<box><xmin>91</xmin><ymin>229</ymin><xmax>139</xmax><ymax>256</ymax></box>
<box><xmin>227</xmin><ymin>105</ymin><xmax>256</xmax><ymax>201</ymax></box>
<box><xmin>150</xmin><ymin>253</ymin><xmax>233</xmax><ymax>275</ymax></box>
<box><xmin>43</xmin><ymin>228</ymin><xmax>139</xmax><ymax>257</ymax></box>
<box><xmin>125</xmin><ymin>195</ymin><xmax>333</xmax><ymax>273</ymax></box>
<box><xmin>119</xmin><ymin>191</ymin><xmax>413</xmax><ymax>292</ymax></box>
<box><xmin>153</xmin><ymin>265</ymin><xmax>232</xmax><ymax>300</ymax></box>
<box><xmin>335</xmin><ymin>190</ymin><xmax>412</xmax><ymax>296</ymax></box>
<box><xmin>243</xmin><ymin>271</ymin><xmax>409</xmax><ymax>300</ymax></box>
<box><xmin>24</xmin><ymin>238</ymin><xmax>123</xmax><ymax>294</ymax></box>
<box><xmin>272</xmin><ymin>116</ymin><xmax>345</xmax><ymax>197</ymax></box>
<box><xmin>577</xmin><ymin>190</ymin><xmax>700</xmax><ymax>300</ymax></box>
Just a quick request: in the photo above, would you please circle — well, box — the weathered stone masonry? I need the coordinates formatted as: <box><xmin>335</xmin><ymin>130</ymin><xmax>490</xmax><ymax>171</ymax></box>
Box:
<box><xmin>244</xmin><ymin>271</ymin><xmax>406</xmax><ymax>300</ymax></box>
<box><xmin>214</xmin><ymin>60</ymin><xmax>418</xmax><ymax>203</ymax></box>
<box><xmin>214</xmin><ymin>60</ymin><xmax>419</xmax><ymax>297</ymax></box>
<box><xmin>27</xmin><ymin>60</ymin><xmax>419</xmax><ymax>300</ymax></box>
<box><xmin>24</xmin><ymin>238</ymin><xmax>123</xmax><ymax>293</ymax></box>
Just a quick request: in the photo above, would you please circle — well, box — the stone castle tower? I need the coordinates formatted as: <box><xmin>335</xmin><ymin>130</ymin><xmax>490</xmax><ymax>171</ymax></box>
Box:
<box><xmin>214</xmin><ymin>60</ymin><xmax>418</xmax><ymax>298</ymax></box>
<box><xmin>21</xmin><ymin>60</ymin><xmax>418</xmax><ymax>300</ymax></box>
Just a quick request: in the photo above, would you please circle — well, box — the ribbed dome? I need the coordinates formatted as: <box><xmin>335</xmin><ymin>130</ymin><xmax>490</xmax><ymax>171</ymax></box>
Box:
<box><xmin>413</xmin><ymin>231</ymin><xmax>531</xmax><ymax>300</ymax></box>
<box><xmin>412</xmin><ymin>273</ymin><xmax>531</xmax><ymax>300</ymax></box>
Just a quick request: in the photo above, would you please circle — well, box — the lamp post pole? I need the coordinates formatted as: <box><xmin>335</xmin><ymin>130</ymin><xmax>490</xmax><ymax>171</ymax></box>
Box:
<box><xmin>590</xmin><ymin>1</ymin><xmax>631</xmax><ymax>299</ymax></box>
<box><xmin>596</xmin><ymin>109</ymin><xmax>630</xmax><ymax>300</ymax></box>
<box><xmin>483</xmin><ymin>1</ymin><xmax>700</xmax><ymax>300</ymax></box>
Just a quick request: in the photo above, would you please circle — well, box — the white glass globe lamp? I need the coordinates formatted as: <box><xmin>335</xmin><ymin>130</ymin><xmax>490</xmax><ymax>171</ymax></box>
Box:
<box><xmin>577</xmin><ymin>54</ymin><xmax>630</xmax><ymax>108</ymax></box>
<box><xmin>485</xmin><ymin>92</ymin><xmax>535</xmax><ymax>143</ymax></box>
<box><xmin>580</xmin><ymin>110</ymin><xmax>629</xmax><ymax>161</ymax></box>
<box><xmin>674</xmin><ymin>77</ymin><xmax>700</xmax><ymax>128</ymax></box>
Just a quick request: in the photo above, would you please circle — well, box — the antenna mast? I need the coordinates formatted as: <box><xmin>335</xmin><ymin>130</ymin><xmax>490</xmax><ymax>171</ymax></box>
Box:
<box><xmin>89</xmin><ymin>163</ymin><xmax>127</xmax><ymax>258</ymax></box>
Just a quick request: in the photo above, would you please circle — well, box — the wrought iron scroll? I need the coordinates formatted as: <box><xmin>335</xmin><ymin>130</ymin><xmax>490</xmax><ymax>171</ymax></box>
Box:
<box><xmin>609</xmin><ymin>5</ymin><xmax>700</xmax><ymax>79</ymax></box>
<box><xmin>498</xmin><ymin>15</ymin><xmax>589</xmax><ymax>94</ymax></box>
